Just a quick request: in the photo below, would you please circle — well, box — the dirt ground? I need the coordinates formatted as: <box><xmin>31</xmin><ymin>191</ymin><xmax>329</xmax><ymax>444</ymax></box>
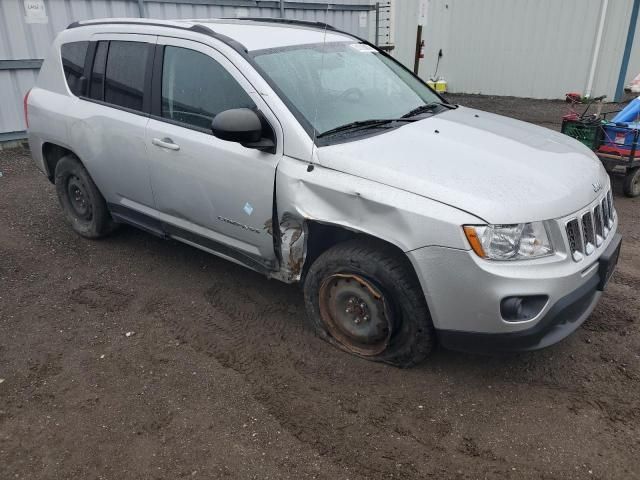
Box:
<box><xmin>1</xmin><ymin>95</ymin><xmax>639</xmax><ymax>480</ymax></box>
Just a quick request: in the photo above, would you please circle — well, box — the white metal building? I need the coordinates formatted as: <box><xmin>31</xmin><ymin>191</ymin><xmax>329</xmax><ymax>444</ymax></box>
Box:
<box><xmin>391</xmin><ymin>0</ymin><xmax>640</xmax><ymax>101</ymax></box>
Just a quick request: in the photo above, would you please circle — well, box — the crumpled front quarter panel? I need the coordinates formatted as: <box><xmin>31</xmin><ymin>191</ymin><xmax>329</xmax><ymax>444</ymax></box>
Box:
<box><xmin>275</xmin><ymin>156</ymin><xmax>481</xmax><ymax>256</ymax></box>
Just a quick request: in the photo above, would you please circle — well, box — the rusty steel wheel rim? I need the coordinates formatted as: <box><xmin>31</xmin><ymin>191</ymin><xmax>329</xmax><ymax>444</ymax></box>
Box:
<box><xmin>318</xmin><ymin>273</ymin><xmax>393</xmax><ymax>356</ymax></box>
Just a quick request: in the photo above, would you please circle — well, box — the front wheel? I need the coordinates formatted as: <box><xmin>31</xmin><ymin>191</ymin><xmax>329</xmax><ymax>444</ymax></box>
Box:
<box><xmin>303</xmin><ymin>240</ymin><xmax>435</xmax><ymax>367</ymax></box>
<box><xmin>623</xmin><ymin>167</ymin><xmax>640</xmax><ymax>197</ymax></box>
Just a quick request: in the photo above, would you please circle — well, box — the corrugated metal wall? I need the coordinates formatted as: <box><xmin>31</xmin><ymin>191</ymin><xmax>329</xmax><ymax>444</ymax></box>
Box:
<box><xmin>389</xmin><ymin>0</ymin><xmax>417</xmax><ymax>71</ymax></box>
<box><xmin>391</xmin><ymin>0</ymin><xmax>639</xmax><ymax>100</ymax></box>
<box><xmin>0</xmin><ymin>0</ymin><xmax>376</xmax><ymax>139</ymax></box>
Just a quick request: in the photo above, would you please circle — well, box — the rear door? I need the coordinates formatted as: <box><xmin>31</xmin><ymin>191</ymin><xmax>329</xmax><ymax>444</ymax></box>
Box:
<box><xmin>71</xmin><ymin>34</ymin><xmax>157</xmax><ymax>212</ymax></box>
<box><xmin>145</xmin><ymin>37</ymin><xmax>282</xmax><ymax>267</ymax></box>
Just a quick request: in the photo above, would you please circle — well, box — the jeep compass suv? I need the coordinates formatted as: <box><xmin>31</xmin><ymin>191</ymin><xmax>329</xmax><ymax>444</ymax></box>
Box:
<box><xmin>26</xmin><ymin>18</ymin><xmax>621</xmax><ymax>367</ymax></box>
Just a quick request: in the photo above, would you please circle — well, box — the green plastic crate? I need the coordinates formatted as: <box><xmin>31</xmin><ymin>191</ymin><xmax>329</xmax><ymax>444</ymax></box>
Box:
<box><xmin>561</xmin><ymin>120</ymin><xmax>603</xmax><ymax>150</ymax></box>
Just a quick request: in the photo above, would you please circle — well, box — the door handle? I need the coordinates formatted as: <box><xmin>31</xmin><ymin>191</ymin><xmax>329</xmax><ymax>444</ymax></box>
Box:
<box><xmin>152</xmin><ymin>137</ymin><xmax>180</xmax><ymax>151</ymax></box>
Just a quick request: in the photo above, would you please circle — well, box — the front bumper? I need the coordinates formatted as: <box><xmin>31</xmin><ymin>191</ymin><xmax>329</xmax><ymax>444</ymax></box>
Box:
<box><xmin>438</xmin><ymin>272</ymin><xmax>601</xmax><ymax>352</ymax></box>
<box><xmin>407</xmin><ymin>231</ymin><xmax>621</xmax><ymax>353</ymax></box>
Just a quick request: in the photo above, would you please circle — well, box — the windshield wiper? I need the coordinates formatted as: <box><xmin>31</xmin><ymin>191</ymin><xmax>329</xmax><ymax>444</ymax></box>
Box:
<box><xmin>401</xmin><ymin>101</ymin><xmax>457</xmax><ymax>119</ymax></box>
<box><xmin>316</xmin><ymin>118</ymin><xmax>416</xmax><ymax>139</ymax></box>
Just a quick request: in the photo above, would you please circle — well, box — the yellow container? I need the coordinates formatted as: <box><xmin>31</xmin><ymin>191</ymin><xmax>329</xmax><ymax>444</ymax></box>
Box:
<box><xmin>435</xmin><ymin>79</ymin><xmax>448</xmax><ymax>93</ymax></box>
<box><xmin>427</xmin><ymin>79</ymin><xmax>436</xmax><ymax>90</ymax></box>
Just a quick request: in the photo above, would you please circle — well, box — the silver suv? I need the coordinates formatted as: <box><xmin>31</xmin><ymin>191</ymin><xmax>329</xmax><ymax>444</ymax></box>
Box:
<box><xmin>26</xmin><ymin>18</ymin><xmax>621</xmax><ymax>367</ymax></box>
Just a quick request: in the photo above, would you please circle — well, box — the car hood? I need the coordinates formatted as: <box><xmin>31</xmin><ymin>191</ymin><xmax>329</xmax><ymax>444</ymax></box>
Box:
<box><xmin>316</xmin><ymin>106</ymin><xmax>608</xmax><ymax>224</ymax></box>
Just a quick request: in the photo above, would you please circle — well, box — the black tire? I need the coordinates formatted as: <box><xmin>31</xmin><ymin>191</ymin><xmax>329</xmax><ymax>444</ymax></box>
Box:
<box><xmin>303</xmin><ymin>239</ymin><xmax>435</xmax><ymax>367</ymax></box>
<box><xmin>623</xmin><ymin>167</ymin><xmax>640</xmax><ymax>198</ymax></box>
<box><xmin>54</xmin><ymin>155</ymin><xmax>116</xmax><ymax>238</ymax></box>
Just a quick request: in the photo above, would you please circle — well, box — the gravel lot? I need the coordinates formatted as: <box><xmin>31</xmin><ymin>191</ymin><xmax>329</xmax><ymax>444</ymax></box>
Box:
<box><xmin>1</xmin><ymin>95</ymin><xmax>639</xmax><ymax>479</ymax></box>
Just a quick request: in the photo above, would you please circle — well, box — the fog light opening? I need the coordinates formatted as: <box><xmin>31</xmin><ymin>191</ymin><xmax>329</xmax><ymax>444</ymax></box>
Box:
<box><xmin>501</xmin><ymin>295</ymin><xmax>548</xmax><ymax>322</ymax></box>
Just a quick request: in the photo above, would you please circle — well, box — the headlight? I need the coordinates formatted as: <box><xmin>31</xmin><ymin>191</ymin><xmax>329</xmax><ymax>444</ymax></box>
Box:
<box><xmin>463</xmin><ymin>222</ymin><xmax>553</xmax><ymax>260</ymax></box>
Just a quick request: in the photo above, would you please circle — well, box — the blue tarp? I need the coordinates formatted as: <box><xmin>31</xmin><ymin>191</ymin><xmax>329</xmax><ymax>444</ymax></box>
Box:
<box><xmin>612</xmin><ymin>97</ymin><xmax>640</xmax><ymax>124</ymax></box>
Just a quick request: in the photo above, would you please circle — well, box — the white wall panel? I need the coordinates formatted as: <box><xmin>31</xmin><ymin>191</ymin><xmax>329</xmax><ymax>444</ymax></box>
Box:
<box><xmin>391</xmin><ymin>0</ymin><xmax>639</xmax><ymax>100</ymax></box>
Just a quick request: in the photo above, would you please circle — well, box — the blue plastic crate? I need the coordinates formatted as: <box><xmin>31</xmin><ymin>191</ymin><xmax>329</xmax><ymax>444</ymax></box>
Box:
<box><xmin>600</xmin><ymin>123</ymin><xmax>640</xmax><ymax>157</ymax></box>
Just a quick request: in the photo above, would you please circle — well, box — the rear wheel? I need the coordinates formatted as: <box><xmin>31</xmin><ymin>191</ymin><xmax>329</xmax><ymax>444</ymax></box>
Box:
<box><xmin>304</xmin><ymin>240</ymin><xmax>435</xmax><ymax>367</ymax></box>
<box><xmin>54</xmin><ymin>155</ymin><xmax>116</xmax><ymax>238</ymax></box>
<box><xmin>623</xmin><ymin>167</ymin><xmax>640</xmax><ymax>197</ymax></box>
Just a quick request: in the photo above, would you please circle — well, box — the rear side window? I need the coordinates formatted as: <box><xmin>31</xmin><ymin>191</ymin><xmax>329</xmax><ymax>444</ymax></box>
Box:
<box><xmin>89</xmin><ymin>41</ymin><xmax>108</xmax><ymax>101</ymax></box>
<box><xmin>61</xmin><ymin>41</ymin><xmax>89</xmax><ymax>96</ymax></box>
<box><xmin>103</xmin><ymin>41</ymin><xmax>149</xmax><ymax>112</ymax></box>
<box><xmin>161</xmin><ymin>46</ymin><xmax>255</xmax><ymax>130</ymax></box>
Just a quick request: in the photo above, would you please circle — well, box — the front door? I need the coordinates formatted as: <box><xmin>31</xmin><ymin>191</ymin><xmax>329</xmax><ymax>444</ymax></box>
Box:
<box><xmin>145</xmin><ymin>37</ymin><xmax>282</xmax><ymax>266</ymax></box>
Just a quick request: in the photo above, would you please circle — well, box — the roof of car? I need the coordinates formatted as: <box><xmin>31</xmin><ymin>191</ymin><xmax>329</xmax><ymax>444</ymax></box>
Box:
<box><xmin>68</xmin><ymin>18</ymin><xmax>357</xmax><ymax>52</ymax></box>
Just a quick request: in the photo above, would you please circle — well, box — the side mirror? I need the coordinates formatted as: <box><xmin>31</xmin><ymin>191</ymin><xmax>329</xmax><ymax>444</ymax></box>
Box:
<box><xmin>211</xmin><ymin>108</ymin><xmax>275</xmax><ymax>152</ymax></box>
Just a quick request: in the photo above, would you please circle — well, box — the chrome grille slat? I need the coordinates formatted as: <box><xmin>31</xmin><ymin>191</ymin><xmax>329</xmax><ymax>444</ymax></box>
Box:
<box><xmin>607</xmin><ymin>191</ymin><xmax>615</xmax><ymax>227</ymax></box>
<box><xmin>581</xmin><ymin>212</ymin><xmax>595</xmax><ymax>254</ymax></box>
<box><xmin>593</xmin><ymin>204</ymin><xmax>603</xmax><ymax>245</ymax></box>
<box><xmin>601</xmin><ymin>197</ymin><xmax>609</xmax><ymax>226</ymax></box>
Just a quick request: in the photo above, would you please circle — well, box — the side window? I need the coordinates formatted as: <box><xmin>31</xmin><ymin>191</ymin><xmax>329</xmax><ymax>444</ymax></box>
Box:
<box><xmin>61</xmin><ymin>41</ymin><xmax>89</xmax><ymax>96</ymax></box>
<box><xmin>89</xmin><ymin>41</ymin><xmax>108</xmax><ymax>101</ymax></box>
<box><xmin>104</xmin><ymin>41</ymin><xmax>149</xmax><ymax>112</ymax></box>
<box><xmin>161</xmin><ymin>46</ymin><xmax>255</xmax><ymax>130</ymax></box>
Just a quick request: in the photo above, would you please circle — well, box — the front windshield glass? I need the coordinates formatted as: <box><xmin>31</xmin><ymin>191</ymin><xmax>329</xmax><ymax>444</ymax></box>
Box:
<box><xmin>252</xmin><ymin>42</ymin><xmax>441</xmax><ymax>136</ymax></box>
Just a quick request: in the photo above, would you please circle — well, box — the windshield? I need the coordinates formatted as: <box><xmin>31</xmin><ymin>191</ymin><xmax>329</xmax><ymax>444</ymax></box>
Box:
<box><xmin>252</xmin><ymin>42</ymin><xmax>442</xmax><ymax>137</ymax></box>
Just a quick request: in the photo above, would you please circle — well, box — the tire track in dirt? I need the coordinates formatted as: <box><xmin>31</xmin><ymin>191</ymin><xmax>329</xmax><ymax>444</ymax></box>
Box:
<box><xmin>70</xmin><ymin>283</ymin><xmax>134</xmax><ymax>312</ymax></box>
<box><xmin>137</xmin><ymin>263</ymin><xmax>640</xmax><ymax>478</ymax></box>
<box><xmin>142</xmin><ymin>278</ymin><xmax>456</xmax><ymax>478</ymax></box>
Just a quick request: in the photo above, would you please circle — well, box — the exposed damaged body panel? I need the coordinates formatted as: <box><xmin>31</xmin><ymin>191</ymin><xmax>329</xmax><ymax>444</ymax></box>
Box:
<box><xmin>269</xmin><ymin>214</ymin><xmax>307</xmax><ymax>283</ymax></box>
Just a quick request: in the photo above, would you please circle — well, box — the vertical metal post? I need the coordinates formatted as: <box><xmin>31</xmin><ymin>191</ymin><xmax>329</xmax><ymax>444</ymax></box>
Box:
<box><xmin>413</xmin><ymin>25</ymin><xmax>423</xmax><ymax>75</ymax></box>
<box><xmin>279</xmin><ymin>0</ymin><xmax>285</xmax><ymax>18</ymax></box>
<box><xmin>137</xmin><ymin>0</ymin><xmax>145</xmax><ymax>18</ymax></box>
<box><xmin>615</xmin><ymin>0</ymin><xmax>640</xmax><ymax>102</ymax></box>
<box><xmin>375</xmin><ymin>2</ymin><xmax>380</xmax><ymax>46</ymax></box>
<box><xmin>585</xmin><ymin>0</ymin><xmax>609</xmax><ymax>98</ymax></box>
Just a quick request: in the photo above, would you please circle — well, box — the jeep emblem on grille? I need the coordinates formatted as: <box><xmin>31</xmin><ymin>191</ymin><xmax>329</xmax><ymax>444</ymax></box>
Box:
<box><xmin>592</xmin><ymin>182</ymin><xmax>603</xmax><ymax>193</ymax></box>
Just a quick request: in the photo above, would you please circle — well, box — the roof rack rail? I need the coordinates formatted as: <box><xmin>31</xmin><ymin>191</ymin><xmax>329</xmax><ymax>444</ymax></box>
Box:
<box><xmin>189</xmin><ymin>24</ymin><xmax>248</xmax><ymax>53</ymax></box>
<box><xmin>64</xmin><ymin>19</ymin><xmax>249</xmax><ymax>54</ymax></box>
<box><xmin>230</xmin><ymin>17</ymin><xmax>336</xmax><ymax>31</ymax></box>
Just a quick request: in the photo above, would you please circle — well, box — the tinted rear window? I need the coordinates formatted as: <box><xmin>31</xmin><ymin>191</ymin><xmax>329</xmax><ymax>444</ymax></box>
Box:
<box><xmin>61</xmin><ymin>41</ymin><xmax>89</xmax><ymax>96</ymax></box>
<box><xmin>104</xmin><ymin>41</ymin><xmax>149</xmax><ymax>112</ymax></box>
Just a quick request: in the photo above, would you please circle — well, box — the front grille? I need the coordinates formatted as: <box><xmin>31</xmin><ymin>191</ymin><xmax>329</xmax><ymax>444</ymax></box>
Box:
<box><xmin>565</xmin><ymin>188</ymin><xmax>614</xmax><ymax>262</ymax></box>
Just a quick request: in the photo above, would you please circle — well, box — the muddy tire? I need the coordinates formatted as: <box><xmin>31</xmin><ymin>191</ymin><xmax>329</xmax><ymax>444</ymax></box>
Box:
<box><xmin>623</xmin><ymin>167</ymin><xmax>640</xmax><ymax>198</ymax></box>
<box><xmin>303</xmin><ymin>239</ymin><xmax>435</xmax><ymax>367</ymax></box>
<box><xmin>54</xmin><ymin>155</ymin><xmax>116</xmax><ymax>238</ymax></box>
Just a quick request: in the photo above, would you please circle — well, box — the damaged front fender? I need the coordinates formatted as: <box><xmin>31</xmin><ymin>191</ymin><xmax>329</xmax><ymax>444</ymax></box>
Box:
<box><xmin>269</xmin><ymin>155</ymin><xmax>482</xmax><ymax>284</ymax></box>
